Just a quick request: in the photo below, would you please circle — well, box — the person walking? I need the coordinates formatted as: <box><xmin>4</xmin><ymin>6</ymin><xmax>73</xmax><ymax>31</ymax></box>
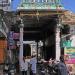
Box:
<box><xmin>30</xmin><ymin>53</ymin><xmax>37</xmax><ymax>75</ymax></box>
<box><xmin>20</xmin><ymin>57</ymin><xmax>28</xmax><ymax>75</ymax></box>
<box><xmin>57</xmin><ymin>55</ymin><xmax>69</xmax><ymax>75</ymax></box>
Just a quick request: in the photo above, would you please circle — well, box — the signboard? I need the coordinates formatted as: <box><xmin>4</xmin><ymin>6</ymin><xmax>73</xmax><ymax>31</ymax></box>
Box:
<box><xmin>8</xmin><ymin>31</ymin><xmax>14</xmax><ymax>45</ymax></box>
<box><xmin>13</xmin><ymin>33</ymin><xmax>20</xmax><ymax>40</ymax></box>
<box><xmin>18</xmin><ymin>2</ymin><xmax>64</xmax><ymax>10</ymax></box>
<box><xmin>64</xmin><ymin>47</ymin><xmax>75</xmax><ymax>74</ymax></box>
<box><xmin>64</xmin><ymin>47</ymin><xmax>75</xmax><ymax>64</ymax></box>
<box><xmin>7</xmin><ymin>31</ymin><xmax>16</xmax><ymax>49</ymax></box>
<box><xmin>61</xmin><ymin>40</ymin><xmax>72</xmax><ymax>47</ymax></box>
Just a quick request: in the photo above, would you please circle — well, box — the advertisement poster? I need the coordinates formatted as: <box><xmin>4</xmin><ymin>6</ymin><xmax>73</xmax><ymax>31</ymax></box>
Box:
<box><xmin>64</xmin><ymin>47</ymin><xmax>75</xmax><ymax>74</ymax></box>
<box><xmin>64</xmin><ymin>47</ymin><xmax>75</xmax><ymax>64</ymax></box>
<box><xmin>7</xmin><ymin>31</ymin><xmax>16</xmax><ymax>49</ymax></box>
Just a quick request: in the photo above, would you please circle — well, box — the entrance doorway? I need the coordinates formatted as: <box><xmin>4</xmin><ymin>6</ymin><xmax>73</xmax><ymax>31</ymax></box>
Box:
<box><xmin>23</xmin><ymin>44</ymin><xmax>31</xmax><ymax>57</ymax></box>
<box><xmin>23</xmin><ymin>18</ymin><xmax>56</xmax><ymax>61</ymax></box>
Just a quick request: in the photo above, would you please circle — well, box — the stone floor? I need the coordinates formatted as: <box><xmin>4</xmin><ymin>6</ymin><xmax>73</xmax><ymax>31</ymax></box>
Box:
<box><xmin>0</xmin><ymin>70</ymin><xmax>3</xmax><ymax>75</ymax></box>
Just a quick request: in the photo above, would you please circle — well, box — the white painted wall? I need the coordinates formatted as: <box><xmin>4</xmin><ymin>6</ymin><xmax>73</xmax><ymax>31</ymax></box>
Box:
<box><xmin>70</xmin><ymin>25</ymin><xmax>75</xmax><ymax>47</ymax></box>
<box><xmin>56</xmin><ymin>27</ymin><xmax>61</xmax><ymax>61</ymax></box>
<box><xmin>0</xmin><ymin>0</ymin><xmax>11</xmax><ymax>11</ymax></box>
<box><xmin>70</xmin><ymin>35</ymin><xmax>75</xmax><ymax>47</ymax></box>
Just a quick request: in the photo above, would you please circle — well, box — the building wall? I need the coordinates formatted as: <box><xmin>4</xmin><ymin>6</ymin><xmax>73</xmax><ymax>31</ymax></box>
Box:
<box><xmin>70</xmin><ymin>25</ymin><xmax>75</xmax><ymax>47</ymax></box>
<box><xmin>0</xmin><ymin>0</ymin><xmax>11</xmax><ymax>11</ymax></box>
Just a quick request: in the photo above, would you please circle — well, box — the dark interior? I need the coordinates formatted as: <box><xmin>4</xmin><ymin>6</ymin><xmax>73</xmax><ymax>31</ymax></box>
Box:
<box><xmin>23</xmin><ymin>44</ymin><xmax>31</xmax><ymax>57</ymax></box>
<box><xmin>22</xmin><ymin>13</ymin><xmax>57</xmax><ymax>60</ymax></box>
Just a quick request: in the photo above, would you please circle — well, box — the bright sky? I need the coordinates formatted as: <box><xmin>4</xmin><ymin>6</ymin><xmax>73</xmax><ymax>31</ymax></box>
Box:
<box><xmin>11</xmin><ymin>0</ymin><xmax>75</xmax><ymax>13</ymax></box>
<box><xmin>61</xmin><ymin>0</ymin><xmax>75</xmax><ymax>13</ymax></box>
<box><xmin>11</xmin><ymin>0</ymin><xmax>21</xmax><ymax>11</ymax></box>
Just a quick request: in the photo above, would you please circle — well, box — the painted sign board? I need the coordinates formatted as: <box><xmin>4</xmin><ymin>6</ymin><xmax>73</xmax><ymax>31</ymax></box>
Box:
<box><xmin>61</xmin><ymin>40</ymin><xmax>72</xmax><ymax>48</ymax></box>
<box><xmin>64</xmin><ymin>47</ymin><xmax>75</xmax><ymax>64</ymax></box>
<box><xmin>64</xmin><ymin>47</ymin><xmax>75</xmax><ymax>74</ymax></box>
<box><xmin>17</xmin><ymin>1</ymin><xmax>64</xmax><ymax>10</ymax></box>
<box><xmin>8</xmin><ymin>31</ymin><xmax>14</xmax><ymax>46</ymax></box>
<box><xmin>13</xmin><ymin>33</ymin><xmax>20</xmax><ymax>40</ymax></box>
<box><xmin>7</xmin><ymin>31</ymin><xmax>16</xmax><ymax>49</ymax></box>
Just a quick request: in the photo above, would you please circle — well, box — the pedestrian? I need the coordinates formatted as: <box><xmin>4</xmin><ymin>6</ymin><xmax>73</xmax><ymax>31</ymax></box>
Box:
<box><xmin>30</xmin><ymin>53</ymin><xmax>37</xmax><ymax>75</ymax></box>
<box><xmin>57</xmin><ymin>55</ymin><xmax>69</xmax><ymax>75</ymax></box>
<box><xmin>20</xmin><ymin>56</ymin><xmax>28</xmax><ymax>75</ymax></box>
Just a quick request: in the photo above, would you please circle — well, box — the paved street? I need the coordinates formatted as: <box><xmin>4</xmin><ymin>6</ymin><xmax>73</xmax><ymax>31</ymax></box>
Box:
<box><xmin>0</xmin><ymin>70</ymin><xmax>3</xmax><ymax>75</ymax></box>
<box><xmin>0</xmin><ymin>70</ymin><xmax>47</xmax><ymax>75</ymax></box>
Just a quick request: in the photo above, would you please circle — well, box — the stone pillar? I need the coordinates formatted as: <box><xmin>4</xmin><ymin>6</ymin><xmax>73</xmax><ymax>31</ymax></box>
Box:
<box><xmin>36</xmin><ymin>41</ymin><xmax>38</xmax><ymax>63</ymax></box>
<box><xmin>19</xmin><ymin>19</ymin><xmax>24</xmax><ymax>70</ymax></box>
<box><xmin>70</xmin><ymin>25</ymin><xmax>75</xmax><ymax>47</ymax></box>
<box><xmin>19</xmin><ymin>26</ymin><xmax>23</xmax><ymax>59</ymax></box>
<box><xmin>55</xmin><ymin>24</ymin><xmax>61</xmax><ymax>61</ymax></box>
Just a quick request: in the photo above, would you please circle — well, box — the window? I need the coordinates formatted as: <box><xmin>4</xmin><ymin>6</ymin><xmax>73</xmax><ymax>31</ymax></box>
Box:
<box><xmin>22</xmin><ymin>0</ymin><xmax>28</xmax><ymax>3</ymax></box>
<box><xmin>23</xmin><ymin>44</ymin><xmax>31</xmax><ymax>57</ymax></box>
<box><xmin>39</xmin><ymin>0</ymin><xmax>43</xmax><ymax>3</ymax></box>
<box><xmin>22</xmin><ymin>0</ymin><xmax>35</xmax><ymax>3</ymax></box>
<box><xmin>51</xmin><ymin>0</ymin><xmax>55</xmax><ymax>3</ymax></box>
<box><xmin>46</xmin><ymin>0</ymin><xmax>51</xmax><ymax>3</ymax></box>
<box><xmin>42</xmin><ymin>0</ymin><xmax>46</xmax><ymax>2</ymax></box>
<box><xmin>61</xmin><ymin>25</ymin><xmax>70</xmax><ymax>34</ymax></box>
<box><xmin>30</xmin><ymin>0</ymin><xmax>35</xmax><ymax>3</ymax></box>
<box><xmin>35</xmin><ymin>0</ymin><xmax>39</xmax><ymax>2</ymax></box>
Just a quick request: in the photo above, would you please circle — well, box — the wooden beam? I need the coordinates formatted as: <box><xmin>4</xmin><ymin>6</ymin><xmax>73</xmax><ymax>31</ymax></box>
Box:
<box><xmin>19</xmin><ymin>10</ymin><xmax>65</xmax><ymax>17</ymax></box>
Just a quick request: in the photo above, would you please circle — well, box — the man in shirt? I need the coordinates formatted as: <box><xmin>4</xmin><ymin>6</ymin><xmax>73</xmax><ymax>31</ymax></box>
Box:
<box><xmin>30</xmin><ymin>53</ymin><xmax>37</xmax><ymax>75</ymax></box>
<box><xmin>20</xmin><ymin>57</ymin><xmax>28</xmax><ymax>75</ymax></box>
